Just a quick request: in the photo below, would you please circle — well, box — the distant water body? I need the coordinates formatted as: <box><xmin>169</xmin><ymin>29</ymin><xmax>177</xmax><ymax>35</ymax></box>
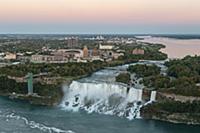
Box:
<box><xmin>138</xmin><ymin>36</ymin><xmax>200</xmax><ymax>59</ymax></box>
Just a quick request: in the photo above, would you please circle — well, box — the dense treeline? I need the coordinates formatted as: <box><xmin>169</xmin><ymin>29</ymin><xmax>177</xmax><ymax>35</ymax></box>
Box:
<box><xmin>143</xmin><ymin>75</ymin><xmax>170</xmax><ymax>90</ymax></box>
<box><xmin>0</xmin><ymin>61</ymin><xmax>106</xmax><ymax>77</ymax></box>
<box><xmin>0</xmin><ymin>39</ymin><xmax>95</xmax><ymax>53</ymax></box>
<box><xmin>141</xmin><ymin>56</ymin><xmax>200</xmax><ymax>124</ymax></box>
<box><xmin>164</xmin><ymin>56</ymin><xmax>200</xmax><ymax>96</ymax></box>
<box><xmin>118</xmin><ymin>55</ymin><xmax>200</xmax><ymax>95</ymax></box>
<box><xmin>115</xmin><ymin>73</ymin><xmax>131</xmax><ymax>84</ymax></box>
<box><xmin>127</xmin><ymin>56</ymin><xmax>200</xmax><ymax>96</ymax></box>
<box><xmin>0</xmin><ymin>76</ymin><xmax>62</xmax><ymax>104</ymax></box>
<box><xmin>0</xmin><ymin>76</ymin><xmax>27</xmax><ymax>94</ymax></box>
<box><xmin>143</xmin><ymin>76</ymin><xmax>200</xmax><ymax>96</ymax></box>
<box><xmin>128</xmin><ymin>64</ymin><xmax>170</xmax><ymax>90</ymax></box>
<box><xmin>165</xmin><ymin>56</ymin><xmax>200</xmax><ymax>81</ymax></box>
<box><xmin>0</xmin><ymin>39</ymin><xmax>61</xmax><ymax>53</ymax></box>
<box><xmin>120</xmin><ymin>43</ymin><xmax>168</xmax><ymax>61</ymax></box>
<box><xmin>128</xmin><ymin>64</ymin><xmax>161</xmax><ymax>77</ymax></box>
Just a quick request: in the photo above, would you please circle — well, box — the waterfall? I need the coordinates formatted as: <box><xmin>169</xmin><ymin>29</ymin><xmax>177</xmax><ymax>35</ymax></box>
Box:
<box><xmin>60</xmin><ymin>81</ymin><xmax>143</xmax><ymax>120</ymax></box>
<box><xmin>150</xmin><ymin>91</ymin><xmax>157</xmax><ymax>102</ymax></box>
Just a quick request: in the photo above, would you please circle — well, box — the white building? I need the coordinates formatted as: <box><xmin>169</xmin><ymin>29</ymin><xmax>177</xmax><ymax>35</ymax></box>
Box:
<box><xmin>99</xmin><ymin>44</ymin><xmax>114</xmax><ymax>50</ymax></box>
<box><xmin>4</xmin><ymin>53</ymin><xmax>17</xmax><ymax>60</ymax></box>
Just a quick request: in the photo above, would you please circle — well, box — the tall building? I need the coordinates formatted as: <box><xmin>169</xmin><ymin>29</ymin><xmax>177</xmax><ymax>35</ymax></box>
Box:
<box><xmin>83</xmin><ymin>46</ymin><xmax>89</xmax><ymax>58</ymax></box>
<box><xmin>92</xmin><ymin>48</ymin><xmax>99</xmax><ymax>56</ymax></box>
<box><xmin>66</xmin><ymin>37</ymin><xmax>79</xmax><ymax>48</ymax></box>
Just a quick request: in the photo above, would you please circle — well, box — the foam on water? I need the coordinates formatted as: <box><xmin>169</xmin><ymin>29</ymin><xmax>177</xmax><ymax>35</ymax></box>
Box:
<box><xmin>0</xmin><ymin>111</ymin><xmax>74</xmax><ymax>133</ymax></box>
<box><xmin>60</xmin><ymin>81</ymin><xmax>143</xmax><ymax>120</ymax></box>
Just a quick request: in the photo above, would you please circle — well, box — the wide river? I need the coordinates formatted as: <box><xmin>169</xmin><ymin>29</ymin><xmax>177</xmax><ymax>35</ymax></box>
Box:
<box><xmin>1</xmin><ymin>96</ymin><xmax>200</xmax><ymax>133</ymax></box>
<box><xmin>139</xmin><ymin>36</ymin><xmax>200</xmax><ymax>59</ymax></box>
<box><xmin>1</xmin><ymin>39</ymin><xmax>200</xmax><ymax>133</ymax></box>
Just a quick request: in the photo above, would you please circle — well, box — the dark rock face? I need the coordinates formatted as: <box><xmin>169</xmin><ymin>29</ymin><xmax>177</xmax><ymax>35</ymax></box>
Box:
<box><xmin>140</xmin><ymin>92</ymin><xmax>200</xmax><ymax>125</ymax></box>
<box><xmin>141</xmin><ymin>107</ymin><xmax>200</xmax><ymax>125</ymax></box>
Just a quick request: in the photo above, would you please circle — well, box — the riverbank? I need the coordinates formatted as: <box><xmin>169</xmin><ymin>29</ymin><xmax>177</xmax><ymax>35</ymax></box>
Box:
<box><xmin>0</xmin><ymin>75</ymin><xmax>65</xmax><ymax>106</ymax></box>
<box><xmin>141</xmin><ymin>92</ymin><xmax>200</xmax><ymax>125</ymax></box>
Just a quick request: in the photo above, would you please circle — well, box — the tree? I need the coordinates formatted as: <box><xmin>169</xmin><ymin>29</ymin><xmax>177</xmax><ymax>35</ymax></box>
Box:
<box><xmin>115</xmin><ymin>73</ymin><xmax>131</xmax><ymax>84</ymax></box>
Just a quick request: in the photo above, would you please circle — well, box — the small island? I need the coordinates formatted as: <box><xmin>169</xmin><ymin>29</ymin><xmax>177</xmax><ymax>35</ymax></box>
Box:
<box><xmin>120</xmin><ymin>56</ymin><xmax>200</xmax><ymax>125</ymax></box>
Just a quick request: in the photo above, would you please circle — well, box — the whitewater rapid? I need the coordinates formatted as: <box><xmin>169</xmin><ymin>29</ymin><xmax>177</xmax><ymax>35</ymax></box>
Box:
<box><xmin>0</xmin><ymin>110</ymin><xmax>74</xmax><ymax>133</ymax></box>
<box><xmin>60</xmin><ymin>81</ymin><xmax>143</xmax><ymax>120</ymax></box>
<box><xmin>60</xmin><ymin>61</ymin><xmax>163</xmax><ymax>120</ymax></box>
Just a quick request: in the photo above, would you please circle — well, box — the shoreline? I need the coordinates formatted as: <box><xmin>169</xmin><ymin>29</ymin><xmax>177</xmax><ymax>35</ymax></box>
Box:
<box><xmin>141</xmin><ymin>111</ymin><xmax>200</xmax><ymax>126</ymax></box>
<box><xmin>138</xmin><ymin>36</ymin><xmax>200</xmax><ymax>59</ymax></box>
<box><xmin>1</xmin><ymin>60</ymin><xmax>200</xmax><ymax>126</ymax></box>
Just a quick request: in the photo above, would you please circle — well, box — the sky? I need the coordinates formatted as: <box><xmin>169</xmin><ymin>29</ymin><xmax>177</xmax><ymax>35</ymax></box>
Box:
<box><xmin>0</xmin><ymin>0</ymin><xmax>200</xmax><ymax>34</ymax></box>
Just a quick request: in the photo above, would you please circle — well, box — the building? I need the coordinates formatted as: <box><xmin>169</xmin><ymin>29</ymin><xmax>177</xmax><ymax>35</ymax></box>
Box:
<box><xmin>99</xmin><ymin>50</ymin><xmax>113</xmax><ymax>61</ymax></box>
<box><xmin>132</xmin><ymin>48</ymin><xmax>145</xmax><ymax>55</ymax></box>
<box><xmin>4</xmin><ymin>53</ymin><xmax>17</xmax><ymax>60</ymax></box>
<box><xmin>66</xmin><ymin>37</ymin><xmax>79</xmax><ymax>48</ymax></box>
<box><xmin>31</xmin><ymin>55</ymin><xmax>68</xmax><ymax>63</ymax></box>
<box><xmin>91</xmin><ymin>56</ymin><xmax>103</xmax><ymax>62</ymax></box>
<box><xmin>99</xmin><ymin>44</ymin><xmax>114</xmax><ymax>50</ymax></box>
<box><xmin>31</xmin><ymin>49</ymin><xmax>83</xmax><ymax>63</ymax></box>
<box><xmin>57</xmin><ymin>49</ymin><xmax>83</xmax><ymax>59</ymax></box>
<box><xmin>83</xmin><ymin>46</ymin><xmax>89</xmax><ymax>58</ymax></box>
<box><xmin>112</xmin><ymin>52</ymin><xmax>124</xmax><ymax>59</ymax></box>
<box><xmin>31</xmin><ymin>55</ymin><xmax>54</xmax><ymax>63</ymax></box>
<box><xmin>92</xmin><ymin>48</ymin><xmax>99</xmax><ymax>56</ymax></box>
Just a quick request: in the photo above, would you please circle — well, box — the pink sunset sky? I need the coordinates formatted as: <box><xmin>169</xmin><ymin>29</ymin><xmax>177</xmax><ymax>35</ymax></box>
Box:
<box><xmin>0</xmin><ymin>0</ymin><xmax>200</xmax><ymax>34</ymax></box>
